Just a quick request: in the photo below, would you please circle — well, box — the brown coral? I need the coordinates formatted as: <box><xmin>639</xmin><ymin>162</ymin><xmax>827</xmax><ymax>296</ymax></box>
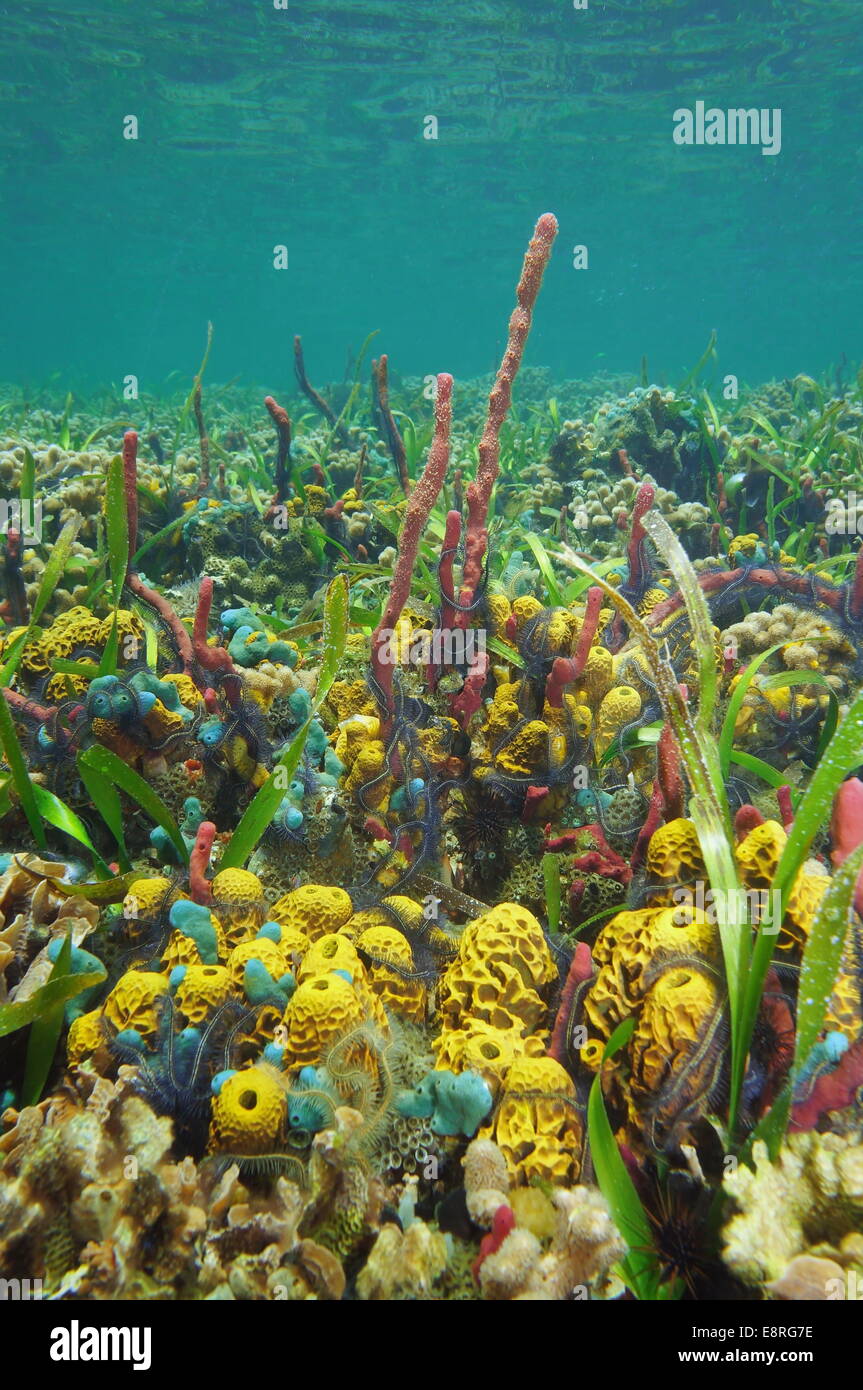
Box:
<box><xmin>355</xmin><ymin>1220</ymin><xmax>448</xmax><ymax>1300</ymax></box>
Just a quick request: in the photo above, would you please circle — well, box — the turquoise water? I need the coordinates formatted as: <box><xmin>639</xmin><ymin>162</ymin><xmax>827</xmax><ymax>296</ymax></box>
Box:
<box><xmin>1</xmin><ymin>0</ymin><xmax>860</xmax><ymax>390</ymax></box>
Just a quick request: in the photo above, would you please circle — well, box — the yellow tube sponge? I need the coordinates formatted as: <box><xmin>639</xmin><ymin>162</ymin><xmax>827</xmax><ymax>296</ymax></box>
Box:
<box><xmin>645</xmin><ymin>818</ymin><xmax>705</xmax><ymax>887</ymax></box>
<box><xmin>67</xmin><ymin>1009</ymin><xmax>106</xmax><ymax>1065</ymax></box>
<box><xmin>629</xmin><ymin>965</ymin><xmax>725</xmax><ymax>1107</ymax></box>
<box><xmin>209</xmin><ymin>1066</ymin><xmax>286</xmax><ymax>1154</ymax></box>
<box><xmin>269</xmin><ymin>885</ymin><xmax>354</xmax><ymax>941</ymax></box>
<box><xmin>594</xmin><ymin>685</ymin><xmax>641</xmax><ymax>760</ymax></box>
<box><xmin>578</xmin><ymin>645</ymin><xmax>614</xmax><ymax>706</ymax></box>
<box><xmin>281</xmin><ymin>973</ymin><xmax>366</xmax><ymax>1068</ymax></box>
<box><xmin>483</xmin><ymin>1055</ymin><xmax>582</xmax><ymax>1186</ymax></box>
<box><xmin>102</xmin><ymin>970</ymin><xmax>169</xmax><ymax>1041</ymax></box>
<box><xmin>495</xmin><ymin>720</ymin><xmax>550</xmax><ymax>777</ymax></box>
<box><xmin>173</xmin><ymin>964</ymin><xmax>233</xmax><ymax>1024</ymax></box>
<box><xmin>298</xmin><ymin>933</ymin><xmax>388</xmax><ymax>1029</ymax></box>
<box><xmin>354</xmin><ymin>924</ymin><xmax>426</xmax><ymax>1023</ymax></box>
<box><xmin>123</xmin><ymin>875</ymin><xmax>176</xmax><ymax>923</ymax></box>
<box><xmin>210</xmin><ymin>868</ymin><xmax>267</xmax><ymax>947</ymax></box>
<box><xmin>226</xmin><ymin>937</ymin><xmax>288</xmax><ymax>992</ymax></box>
<box><xmin>735</xmin><ymin>820</ymin><xmax>787</xmax><ymax>887</ymax></box>
<box><xmin>432</xmin><ymin>1021</ymin><xmax>546</xmax><ymax>1092</ymax></box>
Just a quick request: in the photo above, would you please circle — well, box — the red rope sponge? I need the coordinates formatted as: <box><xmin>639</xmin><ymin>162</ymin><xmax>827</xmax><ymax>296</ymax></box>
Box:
<box><xmin>370</xmin><ymin>373</ymin><xmax>453</xmax><ymax>726</ymax></box>
<box><xmin>457</xmin><ymin>214</ymin><xmax>558</xmax><ymax>625</ymax></box>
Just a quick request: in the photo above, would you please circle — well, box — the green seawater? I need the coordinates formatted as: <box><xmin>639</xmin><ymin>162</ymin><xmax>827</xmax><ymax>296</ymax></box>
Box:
<box><xmin>1</xmin><ymin>0</ymin><xmax>861</xmax><ymax>392</ymax></box>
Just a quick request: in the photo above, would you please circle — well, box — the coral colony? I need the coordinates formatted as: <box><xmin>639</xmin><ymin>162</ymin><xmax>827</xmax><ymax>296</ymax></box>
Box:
<box><xmin>2</xmin><ymin>210</ymin><xmax>863</xmax><ymax>1305</ymax></box>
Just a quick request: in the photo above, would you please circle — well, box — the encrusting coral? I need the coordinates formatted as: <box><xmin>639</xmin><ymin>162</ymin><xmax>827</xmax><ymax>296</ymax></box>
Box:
<box><xmin>722</xmin><ymin>1133</ymin><xmax>863</xmax><ymax>1293</ymax></box>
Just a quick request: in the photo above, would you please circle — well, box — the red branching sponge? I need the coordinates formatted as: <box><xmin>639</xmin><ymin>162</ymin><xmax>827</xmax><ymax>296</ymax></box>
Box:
<box><xmin>789</xmin><ymin>1039</ymin><xmax>863</xmax><ymax>1132</ymax></box>
<box><xmin>832</xmin><ymin>776</ymin><xmax>863</xmax><ymax>864</ymax></box>
<box><xmin>830</xmin><ymin>776</ymin><xmax>863</xmax><ymax>916</ymax></box>
<box><xmin>126</xmin><ymin>571</ymin><xmax>197</xmax><ymax>676</ymax></box>
<box><xmin>372</xmin><ymin>354</ymin><xmax>409</xmax><ymax>496</ymax></box>
<box><xmin>122</xmin><ymin>430</ymin><xmax>197</xmax><ymax>677</ymax></box>
<box><xmin>776</xmin><ymin>784</ymin><xmax>794</xmax><ymax>830</ymax></box>
<box><xmin>263</xmin><ymin>394</ymin><xmax>291</xmax><ymax>508</ymax></box>
<box><xmin>850</xmin><ymin>545</ymin><xmax>863</xmax><ymax>623</ymax></box>
<box><xmin>646</xmin><ymin>564</ymin><xmax>848</xmax><ymax>631</ymax></box>
<box><xmin>628</xmin><ymin>720</ymin><xmax>684</xmax><ymax>867</ymax></box>
<box><xmin>193</xmin><ymin>382</ymin><xmax>210</xmax><ymax>494</ymax></box>
<box><xmin>630</xmin><ymin>777</ymin><xmax>665</xmax><ymax>872</ymax></box>
<box><xmin>472</xmin><ymin>1204</ymin><xmax>517</xmax><ymax>1284</ymax></box>
<box><xmin>294</xmin><ymin>335</ymin><xmax>347</xmax><ymax>442</ymax></box>
<box><xmin>457</xmin><ymin>214</ymin><xmax>558</xmax><ymax>624</ymax></box>
<box><xmin>757</xmin><ymin>967</ymin><xmax>796</xmax><ymax>1110</ymax></box>
<box><xmin>370</xmin><ymin>373</ymin><xmax>453</xmax><ymax>725</ymax></box>
<box><xmin>656</xmin><ymin>721</ymin><xmax>684</xmax><ymax>821</ymax></box>
<box><xmin>615</xmin><ymin>447</ymin><xmax>633</xmax><ymax>477</ymax></box>
<box><xmin>605</xmin><ymin>479</ymin><xmax>656</xmax><ymax>651</ymax></box>
<box><xmin>126</xmin><ymin>567</ymin><xmax>197</xmax><ymax>673</ymax></box>
<box><xmin>548</xmin><ymin>940</ymin><xmax>594</xmax><ymax>1065</ymax></box>
<box><xmin>734</xmin><ymin>803</ymin><xmax>766</xmax><ymax>839</ymax></box>
<box><xmin>2</xmin><ymin>688</ymin><xmax>58</xmax><ymax>723</ymax></box>
<box><xmin>625</xmin><ymin>479</ymin><xmax>655</xmax><ymax>596</ymax></box>
<box><xmin>123</xmin><ymin>430</ymin><xmax>139</xmax><ymax>558</ymax></box>
<box><xmin>452</xmin><ymin>467</ymin><xmax>464</xmax><ymax>514</ymax></box>
<box><xmin>521</xmin><ymin>784</ymin><xmax>551</xmax><ymax>821</ymax></box>
<box><xmin>438</xmin><ymin>509</ymin><xmax>462</xmax><ymax>630</ymax></box>
<box><xmin>545</xmin><ymin>585</ymin><xmax>603</xmax><ymax>707</ymax></box>
<box><xmin>716</xmin><ymin>471</ymin><xmax>729</xmax><ymax>515</ymax></box>
<box><xmin>354</xmin><ymin>443</ymin><xmax>367</xmax><ymax>499</ymax></box>
<box><xmin>544</xmin><ymin>823</ymin><xmax>632</xmax><ymax>885</ymax></box>
<box><xmin>193</xmin><ymin>577</ymin><xmax>241</xmax><ymax>709</ymax></box>
<box><xmin>427</xmin><ymin>509</ymin><xmax>464</xmax><ymax>695</ymax></box>
<box><xmin>542</xmin><ymin>828</ymin><xmax>581</xmax><ymax>852</ymax></box>
<box><xmin>189</xmin><ymin>821</ymin><xmax>216</xmax><ymax>905</ymax></box>
<box><xmin>449</xmin><ymin>650</ymin><xmax>490</xmax><ymax>729</ymax></box>
<box><xmin>4</xmin><ymin>526</ymin><xmax>28</xmax><ymax>625</ymax></box>
<box><xmin>571</xmin><ymin>849</ymin><xmax>631</xmax><ymax>886</ymax></box>
<box><xmin>710</xmin><ymin>522</ymin><xmax>722</xmax><ymax>559</ymax></box>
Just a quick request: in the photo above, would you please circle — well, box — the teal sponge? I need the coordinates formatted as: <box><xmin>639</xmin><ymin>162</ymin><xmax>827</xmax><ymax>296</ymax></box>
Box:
<box><xmin>168</xmin><ymin>899</ymin><xmax>220</xmax><ymax>964</ymax></box>
<box><xmin>395</xmin><ymin>1069</ymin><xmax>492</xmax><ymax>1138</ymax></box>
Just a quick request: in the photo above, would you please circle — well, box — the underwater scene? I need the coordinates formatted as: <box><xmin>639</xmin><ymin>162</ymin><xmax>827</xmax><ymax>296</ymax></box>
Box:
<box><xmin>2</xmin><ymin>0</ymin><xmax>863</xmax><ymax>1317</ymax></box>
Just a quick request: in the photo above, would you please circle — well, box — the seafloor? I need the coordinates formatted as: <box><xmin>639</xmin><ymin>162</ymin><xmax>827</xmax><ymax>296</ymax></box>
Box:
<box><xmin>1</xmin><ymin>218</ymin><xmax>862</xmax><ymax>1302</ymax></box>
